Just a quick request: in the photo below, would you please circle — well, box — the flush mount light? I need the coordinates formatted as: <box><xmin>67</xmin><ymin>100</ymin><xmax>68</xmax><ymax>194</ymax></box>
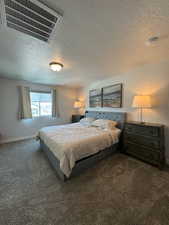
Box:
<box><xmin>49</xmin><ymin>62</ymin><xmax>63</xmax><ymax>72</ymax></box>
<box><xmin>145</xmin><ymin>36</ymin><xmax>159</xmax><ymax>46</ymax></box>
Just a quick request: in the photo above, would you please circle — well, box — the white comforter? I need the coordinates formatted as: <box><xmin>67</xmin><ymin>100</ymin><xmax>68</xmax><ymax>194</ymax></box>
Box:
<box><xmin>39</xmin><ymin>123</ymin><xmax>121</xmax><ymax>177</ymax></box>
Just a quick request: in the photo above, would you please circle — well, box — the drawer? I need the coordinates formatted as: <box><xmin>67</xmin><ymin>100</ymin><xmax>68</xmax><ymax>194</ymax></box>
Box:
<box><xmin>125</xmin><ymin>124</ymin><xmax>159</xmax><ymax>137</ymax></box>
<box><xmin>125</xmin><ymin>142</ymin><xmax>160</xmax><ymax>164</ymax></box>
<box><xmin>124</xmin><ymin>134</ymin><xmax>160</xmax><ymax>149</ymax></box>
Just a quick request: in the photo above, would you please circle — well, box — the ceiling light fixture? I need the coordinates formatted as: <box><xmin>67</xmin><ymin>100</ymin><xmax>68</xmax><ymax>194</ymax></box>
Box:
<box><xmin>145</xmin><ymin>36</ymin><xmax>159</xmax><ymax>46</ymax></box>
<box><xmin>49</xmin><ymin>62</ymin><xmax>63</xmax><ymax>72</ymax></box>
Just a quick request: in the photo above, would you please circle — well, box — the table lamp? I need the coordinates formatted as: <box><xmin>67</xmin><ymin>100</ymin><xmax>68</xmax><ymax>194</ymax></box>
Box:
<box><xmin>132</xmin><ymin>95</ymin><xmax>151</xmax><ymax>123</ymax></box>
<box><xmin>74</xmin><ymin>100</ymin><xmax>82</xmax><ymax>109</ymax></box>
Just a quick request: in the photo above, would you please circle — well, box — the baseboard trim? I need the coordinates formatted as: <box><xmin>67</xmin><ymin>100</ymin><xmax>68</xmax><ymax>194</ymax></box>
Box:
<box><xmin>0</xmin><ymin>135</ymin><xmax>36</xmax><ymax>144</ymax></box>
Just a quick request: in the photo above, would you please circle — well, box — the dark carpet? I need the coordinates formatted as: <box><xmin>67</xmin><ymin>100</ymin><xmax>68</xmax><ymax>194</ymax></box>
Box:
<box><xmin>0</xmin><ymin>139</ymin><xmax>169</xmax><ymax>225</ymax></box>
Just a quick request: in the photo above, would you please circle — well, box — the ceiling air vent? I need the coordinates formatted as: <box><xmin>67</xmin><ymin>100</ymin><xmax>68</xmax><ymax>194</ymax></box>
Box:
<box><xmin>2</xmin><ymin>0</ymin><xmax>62</xmax><ymax>42</ymax></box>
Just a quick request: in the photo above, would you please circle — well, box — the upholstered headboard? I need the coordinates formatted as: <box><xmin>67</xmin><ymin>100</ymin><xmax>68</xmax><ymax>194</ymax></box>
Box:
<box><xmin>85</xmin><ymin>111</ymin><xmax>126</xmax><ymax>129</ymax></box>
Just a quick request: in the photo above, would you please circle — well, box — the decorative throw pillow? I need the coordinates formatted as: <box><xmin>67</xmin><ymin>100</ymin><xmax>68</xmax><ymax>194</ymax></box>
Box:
<box><xmin>80</xmin><ymin>117</ymin><xmax>95</xmax><ymax>125</ymax></box>
<box><xmin>91</xmin><ymin>119</ymin><xmax>117</xmax><ymax>130</ymax></box>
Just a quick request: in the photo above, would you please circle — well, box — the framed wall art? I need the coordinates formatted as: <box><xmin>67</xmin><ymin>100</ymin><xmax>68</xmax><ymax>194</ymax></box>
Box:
<box><xmin>89</xmin><ymin>89</ymin><xmax>102</xmax><ymax>107</ymax></box>
<box><xmin>102</xmin><ymin>83</ymin><xmax>122</xmax><ymax>108</ymax></box>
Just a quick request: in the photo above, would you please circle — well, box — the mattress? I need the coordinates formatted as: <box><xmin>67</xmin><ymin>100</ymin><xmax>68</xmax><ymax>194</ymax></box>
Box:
<box><xmin>38</xmin><ymin>123</ymin><xmax>121</xmax><ymax>177</ymax></box>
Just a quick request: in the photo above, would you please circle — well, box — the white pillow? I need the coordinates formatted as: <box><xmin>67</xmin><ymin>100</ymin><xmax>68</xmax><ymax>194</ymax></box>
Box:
<box><xmin>80</xmin><ymin>117</ymin><xmax>95</xmax><ymax>125</ymax></box>
<box><xmin>91</xmin><ymin>119</ymin><xmax>117</xmax><ymax>130</ymax></box>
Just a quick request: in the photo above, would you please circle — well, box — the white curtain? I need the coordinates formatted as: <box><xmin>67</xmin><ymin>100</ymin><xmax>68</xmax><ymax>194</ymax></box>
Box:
<box><xmin>18</xmin><ymin>86</ymin><xmax>32</xmax><ymax>119</ymax></box>
<box><xmin>52</xmin><ymin>89</ymin><xmax>60</xmax><ymax>117</ymax></box>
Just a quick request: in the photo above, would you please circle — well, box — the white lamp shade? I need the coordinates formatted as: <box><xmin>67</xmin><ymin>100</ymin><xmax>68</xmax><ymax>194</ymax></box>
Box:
<box><xmin>74</xmin><ymin>101</ymin><xmax>82</xmax><ymax>108</ymax></box>
<box><xmin>132</xmin><ymin>95</ymin><xmax>151</xmax><ymax>108</ymax></box>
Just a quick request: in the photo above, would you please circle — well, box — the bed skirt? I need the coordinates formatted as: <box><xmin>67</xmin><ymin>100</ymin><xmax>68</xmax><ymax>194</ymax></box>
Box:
<box><xmin>40</xmin><ymin>139</ymin><xmax>119</xmax><ymax>181</ymax></box>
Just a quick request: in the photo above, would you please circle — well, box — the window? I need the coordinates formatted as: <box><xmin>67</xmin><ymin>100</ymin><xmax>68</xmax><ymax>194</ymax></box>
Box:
<box><xmin>30</xmin><ymin>92</ymin><xmax>52</xmax><ymax>117</ymax></box>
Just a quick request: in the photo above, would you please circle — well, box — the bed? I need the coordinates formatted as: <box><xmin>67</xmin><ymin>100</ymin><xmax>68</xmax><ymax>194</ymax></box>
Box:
<box><xmin>39</xmin><ymin>111</ymin><xmax>126</xmax><ymax>181</ymax></box>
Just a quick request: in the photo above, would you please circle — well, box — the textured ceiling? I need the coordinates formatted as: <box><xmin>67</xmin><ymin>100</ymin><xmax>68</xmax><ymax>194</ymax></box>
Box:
<box><xmin>0</xmin><ymin>0</ymin><xmax>169</xmax><ymax>87</ymax></box>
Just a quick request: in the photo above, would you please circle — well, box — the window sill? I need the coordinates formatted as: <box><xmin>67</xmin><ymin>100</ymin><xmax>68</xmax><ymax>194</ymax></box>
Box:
<box><xmin>32</xmin><ymin>115</ymin><xmax>53</xmax><ymax>118</ymax></box>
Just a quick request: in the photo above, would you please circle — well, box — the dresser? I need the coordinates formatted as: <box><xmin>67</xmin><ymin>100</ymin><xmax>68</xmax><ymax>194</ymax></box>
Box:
<box><xmin>72</xmin><ymin>114</ymin><xmax>84</xmax><ymax>123</ymax></box>
<box><xmin>124</xmin><ymin>121</ymin><xmax>165</xmax><ymax>169</ymax></box>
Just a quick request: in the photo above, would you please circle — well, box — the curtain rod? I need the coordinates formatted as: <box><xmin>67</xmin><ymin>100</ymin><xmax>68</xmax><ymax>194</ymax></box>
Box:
<box><xmin>30</xmin><ymin>90</ymin><xmax>52</xmax><ymax>94</ymax></box>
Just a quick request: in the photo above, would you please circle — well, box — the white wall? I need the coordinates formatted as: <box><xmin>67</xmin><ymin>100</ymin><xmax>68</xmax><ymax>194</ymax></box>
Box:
<box><xmin>0</xmin><ymin>78</ymin><xmax>78</xmax><ymax>143</ymax></box>
<box><xmin>82</xmin><ymin>61</ymin><xmax>169</xmax><ymax>161</ymax></box>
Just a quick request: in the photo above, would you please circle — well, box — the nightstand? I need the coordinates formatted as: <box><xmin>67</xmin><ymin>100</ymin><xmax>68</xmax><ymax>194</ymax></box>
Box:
<box><xmin>124</xmin><ymin>121</ymin><xmax>165</xmax><ymax>169</ymax></box>
<box><xmin>72</xmin><ymin>115</ymin><xmax>84</xmax><ymax>123</ymax></box>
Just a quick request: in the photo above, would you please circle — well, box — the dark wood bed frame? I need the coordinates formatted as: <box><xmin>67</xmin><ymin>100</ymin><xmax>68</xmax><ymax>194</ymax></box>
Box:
<box><xmin>40</xmin><ymin>111</ymin><xmax>126</xmax><ymax>181</ymax></box>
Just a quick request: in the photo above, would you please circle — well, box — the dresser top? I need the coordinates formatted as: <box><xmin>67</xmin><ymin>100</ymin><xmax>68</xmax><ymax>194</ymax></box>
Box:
<box><xmin>126</xmin><ymin>121</ymin><xmax>164</xmax><ymax>128</ymax></box>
